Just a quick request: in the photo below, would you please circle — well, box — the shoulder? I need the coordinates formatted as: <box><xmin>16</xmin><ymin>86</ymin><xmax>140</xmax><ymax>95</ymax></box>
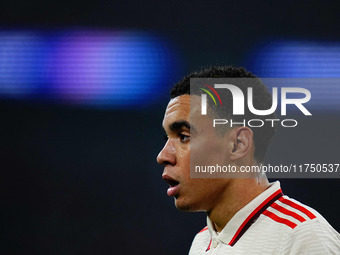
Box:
<box><xmin>281</xmin><ymin>217</ymin><xmax>340</xmax><ymax>254</ymax></box>
<box><xmin>261</xmin><ymin>195</ymin><xmax>318</xmax><ymax>230</ymax></box>
<box><xmin>188</xmin><ymin>226</ymin><xmax>211</xmax><ymax>255</ymax></box>
<box><xmin>191</xmin><ymin>226</ymin><xmax>210</xmax><ymax>244</ymax></box>
<box><xmin>260</xmin><ymin>195</ymin><xmax>340</xmax><ymax>254</ymax></box>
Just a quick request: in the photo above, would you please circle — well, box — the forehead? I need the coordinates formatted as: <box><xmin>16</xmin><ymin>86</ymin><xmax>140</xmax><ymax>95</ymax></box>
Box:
<box><xmin>162</xmin><ymin>95</ymin><xmax>189</xmax><ymax>128</ymax></box>
<box><xmin>165</xmin><ymin>94</ymin><xmax>190</xmax><ymax>113</ymax></box>
<box><xmin>163</xmin><ymin>95</ymin><xmax>201</xmax><ymax>125</ymax></box>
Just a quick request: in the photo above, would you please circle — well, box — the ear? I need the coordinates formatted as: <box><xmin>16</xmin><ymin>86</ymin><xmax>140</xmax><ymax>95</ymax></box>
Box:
<box><xmin>229</xmin><ymin>127</ymin><xmax>254</xmax><ymax>161</ymax></box>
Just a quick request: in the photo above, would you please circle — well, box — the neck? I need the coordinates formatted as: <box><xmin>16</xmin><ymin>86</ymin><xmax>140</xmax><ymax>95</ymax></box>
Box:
<box><xmin>207</xmin><ymin>176</ymin><xmax>269</xmax><ymax>233</ymax></box>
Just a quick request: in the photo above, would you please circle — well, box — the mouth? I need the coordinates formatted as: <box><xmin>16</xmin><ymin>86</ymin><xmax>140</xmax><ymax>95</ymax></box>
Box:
<box><xmin>162</xmin><ymin>175</ymin><xmax>180</xmax><ymax>196</ymax></box>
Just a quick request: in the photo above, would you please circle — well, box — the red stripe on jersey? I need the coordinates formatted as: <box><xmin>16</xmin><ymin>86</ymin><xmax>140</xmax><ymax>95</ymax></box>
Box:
<box><xmin>279</xmin><ymin>197</ymin><xmax>316</xmax><ymax>220</ymax></box>
<box><xmin>228</xmin><ymin>189</ymin><xmax>283</xmax><ymax>246</ymax></box>
<box><xmin>270</xmin><ymin>202</ymin><xmax>306</xmax><ymax>222</ymax></box>
<box><xmin>199</xmin><ymin>226</ymin><xmax>208</xmax><ymax>233</ymax></box>
<box><xmin>263</xmin><ymin>209</ymin><xmax>297</xmax><ymax>228</ymax></box>
<box><xmin>206</xmin><ymin>239</ymin><xmax>212</xmax><ymax>251</ymax></box>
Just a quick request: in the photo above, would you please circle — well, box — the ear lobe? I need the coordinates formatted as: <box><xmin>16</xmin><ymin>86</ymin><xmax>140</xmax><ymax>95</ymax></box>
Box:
<box><xmin>230</xmin><ymin>127</ymin><xmax>253</xmax><ymax>161</ymax></box>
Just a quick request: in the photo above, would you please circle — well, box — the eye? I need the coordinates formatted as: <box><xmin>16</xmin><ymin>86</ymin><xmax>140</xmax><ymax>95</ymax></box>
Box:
<box><xmin>179</xmin><ymin>133</ymin><xmax>190</xmax><ymax>143</ymax></box>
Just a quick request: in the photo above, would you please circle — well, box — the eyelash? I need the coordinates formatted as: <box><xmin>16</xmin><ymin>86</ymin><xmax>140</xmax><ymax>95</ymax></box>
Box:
<box><xmin>179</xmin><ymin>133</ymin><xmax>190</xmax><ymax>143</ymax></box>
<box><xmin>163</xmin><ymin>133</ymin><xmax>190</xmax><ymax>143</ymax></box>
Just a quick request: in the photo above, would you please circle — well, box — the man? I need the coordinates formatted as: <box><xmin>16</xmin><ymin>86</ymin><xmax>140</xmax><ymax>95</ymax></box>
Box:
<box><xmin>156</xmin><ymin>66</ymin><xmax>340</xmax><ymax>254</ymax></box>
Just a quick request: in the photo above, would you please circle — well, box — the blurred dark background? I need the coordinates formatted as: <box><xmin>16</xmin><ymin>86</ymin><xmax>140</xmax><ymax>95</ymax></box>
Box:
<box><xmin>1</xmin><ymin>1</ymin><xmax>340</xmax><ymax>254</ymax></box>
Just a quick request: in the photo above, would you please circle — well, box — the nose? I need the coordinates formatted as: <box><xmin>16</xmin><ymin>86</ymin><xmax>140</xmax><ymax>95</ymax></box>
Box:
<box><xmin>156</xmin><ymin>139</ymin><xmax>176</xmax><ymax>166</ymax></box>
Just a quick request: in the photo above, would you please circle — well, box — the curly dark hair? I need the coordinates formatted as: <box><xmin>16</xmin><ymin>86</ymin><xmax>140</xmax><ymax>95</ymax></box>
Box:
<box><xmin>170</xmin><ymin>65</ymin><xmax>277</xmax><ymax>163</ymax></box>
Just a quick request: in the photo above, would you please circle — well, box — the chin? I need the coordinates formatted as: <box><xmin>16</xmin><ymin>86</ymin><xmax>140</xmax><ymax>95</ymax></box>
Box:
<box><xmin>174</xmin><ymin>198</ymin><xmax>202</xmax><ymax>212</ymax></box>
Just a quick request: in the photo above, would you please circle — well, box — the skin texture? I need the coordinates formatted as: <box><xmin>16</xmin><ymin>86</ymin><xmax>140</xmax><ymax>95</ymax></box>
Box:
<box><xmin>157</xmin><ymin>95</ymin><xmax>269</xmax><ymax>232</ymax></box>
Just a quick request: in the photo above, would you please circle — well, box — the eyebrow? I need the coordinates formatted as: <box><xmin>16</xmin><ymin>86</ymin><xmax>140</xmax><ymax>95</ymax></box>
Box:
<box><xmin>168</xmin><ymin>120</ymin><xmax>194</xmax><ymax>132</ymax></box>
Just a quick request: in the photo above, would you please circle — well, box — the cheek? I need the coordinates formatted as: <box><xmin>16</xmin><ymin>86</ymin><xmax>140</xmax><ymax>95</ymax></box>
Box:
<box><xmin>177</xmin><ymin>144</ymin><xmax>190</xmax><ymax>166</ymax></box>
<box><xmin>191</xmin><ymin>137</ymin><xmax>227</xmax><ymax>170</ymax></box>
<box><xmin>178</xmin><ymin>179</ymin><xmax>228</xmax><ymax>211</ymax></box>
<box><xmin>192</xmin><ymin>133</ymin><xmax>225</xmax><ymax>155</ymax></box>
<box><xmin>193</xmin><ymin>179</ymin><xmax>228</xmax><ymax>201</ymax></box>
<box><xmin>177</xmin><ymin>148</ymin><xmax>188</xmax><ymax>161</ymax></box>
<box><xmin>172</xmin><ymin>145</ymin><xmax>190</xmax><ymax>180</ymax></box>
<box><xmin>176</xmin><ymin>179</ymin><xmax>204</xmax><ymax>209</ymax></box>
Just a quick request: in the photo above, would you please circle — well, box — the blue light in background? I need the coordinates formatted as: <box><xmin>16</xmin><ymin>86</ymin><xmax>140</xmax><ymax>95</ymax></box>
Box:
<box><xmin>0</xmin><ymin>31</ymin><xmax>49</xmax><ymax>97</ymax></box>
<box><xmin>244</xmin><ymin>40</ymin><xmax>340</xmax><ymax>111</ymax></box>
<box><xmin>245</xmin><ymin>41</ymin><xmax>340</xmax><ymax>78</ymax></box>
<box><xmin>0</xmin><ymin>30</ymin><xmax>182</xmax><ymax>107</ymax></box>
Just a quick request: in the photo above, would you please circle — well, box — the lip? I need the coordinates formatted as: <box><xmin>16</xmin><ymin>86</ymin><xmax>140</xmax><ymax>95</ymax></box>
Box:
<box><xmin>162</xmin><ymin>174</ymin><xmax>180</xmax><ymax>197</ymax></box>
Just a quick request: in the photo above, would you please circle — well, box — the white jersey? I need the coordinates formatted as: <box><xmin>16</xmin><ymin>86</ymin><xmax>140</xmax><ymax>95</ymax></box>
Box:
<box><xmin>189</xmin><ymin>181</ymin><xmax>340</xmax><ymax>255</ymax></box>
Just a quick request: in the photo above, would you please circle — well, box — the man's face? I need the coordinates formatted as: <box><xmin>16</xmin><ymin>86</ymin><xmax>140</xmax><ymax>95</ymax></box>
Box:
<box><xmin>157</xmin><ymin>95</ymin><xmax>232</xmax><ymax>211</ymax></box>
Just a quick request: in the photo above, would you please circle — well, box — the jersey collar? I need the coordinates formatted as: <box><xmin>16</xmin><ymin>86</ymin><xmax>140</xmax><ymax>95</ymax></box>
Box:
<box><xmin>206</xmin><ymin>181</ymin><xmax>283</xmax><ymax>247</ymax></box>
